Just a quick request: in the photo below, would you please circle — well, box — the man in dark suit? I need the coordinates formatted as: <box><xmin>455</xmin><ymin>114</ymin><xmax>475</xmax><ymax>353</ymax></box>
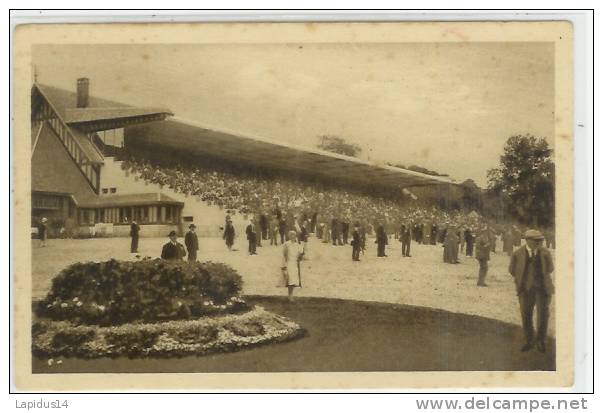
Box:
<box><xmin>464</xmin><ymin>227</ymin><xmax>474</xmax><ymax>257</ymax></box>
<box><xmin>278</xmin><ymin>216</ymin><xmax>287</xmax><ymax>245</ymax></box>
<box><xmin>509</xmin><ymin>229</ymin><xmax>555</xmax><ymax>353</ymax></box>
<box><xmin>399</xmin><ymin>222</ymin><xmax>412</xmax><ymax>257</ymax></box>
<box><xmin>341</xmin><ymin>220</ymin><xmax>349</xmax><ymax>245</ymax></box>
<box><xmin>359</xmin><ymin>223</ymin><xmax>367</xmax><ymax>255</ymax></box>
<box><xmin>38</xmin><ymin>217</ymin><xmax>49</xmax><ymax>247</ymax></box>
<box><xmin>331</xmin><ymin>218</ymin><xmax>340</xmax><ymax>246</ymax></box>
<box><xmin>184</xmin><ymin>224</ymin><xmax>199</xmax><ymax>261</ymax></box>
<box><xmin>246</xmin><ymin>219</ymin><xmax>257</xmax><ymax>255</ymax></box>
<box><xmin>161</xmin><ymin>230</ymin><xmax>186</xmax><ymax>261</ymax></box>
<box><xmin>351</xmin><ymin>223</ymin><xmax>361</xmax><ymax>261</ymax></box>
<box><xmin>130</xmin><ymin>220</ymin><xmax>140</xmax><ymax>253</ymax></box>
<box><xmin>376</xmin><ymin>224</ymin><xmax>388</xmax><ymax>257</ymax></box>
<box><xmin>475</xmin><ymin>227</ymin><xmax>491</xmax><ymax>287</ymax></box>
<box><xmin>259</xmin><ymin>214</ymin><xmax>268</xmax><ymax>241</ymax></box>
<box><xmin>254</xmin><ymin>216</ymin><xmax>263</xmax><ymax>248</ymax></box>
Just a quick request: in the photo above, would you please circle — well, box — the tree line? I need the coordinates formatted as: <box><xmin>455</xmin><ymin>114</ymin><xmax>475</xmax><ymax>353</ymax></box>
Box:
<box><xmin>316</xmin><ymin>133</ymin><xmax>555</xmax><ymax>228</ymax></box>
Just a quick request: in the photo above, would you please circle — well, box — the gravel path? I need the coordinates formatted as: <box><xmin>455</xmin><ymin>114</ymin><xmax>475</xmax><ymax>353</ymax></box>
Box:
<box><xmin>31</xmin><ymin>235</ymin><xmax>555</xmax><ymax>336</ymax></box>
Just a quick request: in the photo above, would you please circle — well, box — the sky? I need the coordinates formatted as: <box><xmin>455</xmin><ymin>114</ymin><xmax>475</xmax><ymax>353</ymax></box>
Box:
<box><xmin>33</xmin><ymin>42</ymin><xmax>555</xmax><ymax>187</ymax></box>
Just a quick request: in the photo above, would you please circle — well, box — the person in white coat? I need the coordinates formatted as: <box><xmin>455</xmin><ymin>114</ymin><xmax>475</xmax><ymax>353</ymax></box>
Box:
<box><xmin>281</xmin><ymin>230</ymin><xmax>303</xmax><ymax>301</ymax></box>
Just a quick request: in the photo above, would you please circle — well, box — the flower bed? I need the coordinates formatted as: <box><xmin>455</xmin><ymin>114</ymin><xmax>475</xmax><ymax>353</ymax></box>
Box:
<box><xmin>33</xmin><ymin>306</ymin><xmax>304</xmax><ymax>358</ymax></box>
<box><xmin>36</xmin><ymin>259</ymin><xmax>247</xmax><ymax>326</ymax></box>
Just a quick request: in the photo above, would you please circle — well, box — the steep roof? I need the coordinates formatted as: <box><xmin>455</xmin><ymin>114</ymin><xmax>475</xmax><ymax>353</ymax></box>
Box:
<box><xmin>36</xmin><ymin>84</ymin><xmax>129</xmax><ymax>119</ymax></box>
<box><xmin>36</xmin><ymin>83</ymin><xmax>172</xmax><ymax>125</ymax></box>
<box><xmin>31</xmin><ymin>123</ymin><xmax>97</xmax><ymax>204</ymax></box>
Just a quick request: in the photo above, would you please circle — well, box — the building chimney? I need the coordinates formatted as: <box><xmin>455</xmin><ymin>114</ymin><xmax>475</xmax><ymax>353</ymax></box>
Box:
<box><xmin>76</xmin><ymin>78</ymin><xmax>89</xmax><ymax>108</ymax></box>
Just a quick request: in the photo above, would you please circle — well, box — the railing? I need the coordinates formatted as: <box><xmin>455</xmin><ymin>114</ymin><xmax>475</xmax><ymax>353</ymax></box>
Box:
<box><xmin>32</xmin><ymin>86</ymin><xmax>102</xmax><ymax>193</ymax></box>
<box><xmin>91</xmin><ymin>132</ymin><xmax>127</xmax><ymax>159</ymax></box>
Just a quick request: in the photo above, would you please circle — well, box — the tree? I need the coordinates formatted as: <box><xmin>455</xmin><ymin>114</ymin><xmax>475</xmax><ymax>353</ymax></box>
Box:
<box><xmin>317</xmin><ymin>135</ymin><xmax>362</xmax><ymax>157</ymax></box>
<box><xmin>486</xmin><ymin>134</ymin><xmax>555</xmax><ymax>227</ymax></box>
<box><xmin>460</xmin><ymin>179</ymin><xmax>483</xmax><ymax>212</ymax></box>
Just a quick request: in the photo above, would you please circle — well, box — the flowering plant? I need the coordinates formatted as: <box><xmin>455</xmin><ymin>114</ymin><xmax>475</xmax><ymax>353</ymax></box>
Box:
<box><xmin>36</xmin><ymin>259</ymin><xmax>247</xmax><ymax>326</ymax></box>
<box><xmin>33</xmin><ymin>306</ymin><xmax>304</xmax><ymax>359</ymax></box>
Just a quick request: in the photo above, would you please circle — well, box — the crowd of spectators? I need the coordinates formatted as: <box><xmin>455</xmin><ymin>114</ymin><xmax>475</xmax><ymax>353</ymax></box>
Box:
<box><xmin>121</xmin><ymin>156</ymin><xmax>524</xmax><ymax>251</ymax></box>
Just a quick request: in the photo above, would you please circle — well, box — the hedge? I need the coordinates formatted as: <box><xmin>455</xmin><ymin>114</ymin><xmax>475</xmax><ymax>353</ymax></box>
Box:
<box><xmin>36</xmin><ymin>259</ymin><xmax>247</xmax><ymax>326</ymax></box>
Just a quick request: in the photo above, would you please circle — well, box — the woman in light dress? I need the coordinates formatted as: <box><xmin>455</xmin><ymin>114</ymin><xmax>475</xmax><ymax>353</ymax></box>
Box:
<box><xmin>281</xmin><ymin>230</ymin><xmax>303</xmax><ymax>301</ymax></box>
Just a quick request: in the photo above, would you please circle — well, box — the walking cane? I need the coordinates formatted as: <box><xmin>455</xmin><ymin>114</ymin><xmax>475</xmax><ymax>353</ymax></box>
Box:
<box><xmin>297</xmin><ymin>257</ymin><xmax>302</xmax><ymax>288</ymax></box>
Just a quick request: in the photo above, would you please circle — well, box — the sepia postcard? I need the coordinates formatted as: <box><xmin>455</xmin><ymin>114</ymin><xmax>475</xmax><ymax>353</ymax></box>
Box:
<box><xmin>12</xmin><ymin>20</ymin><xmax>574</xmax><ymax>390</ymax></box>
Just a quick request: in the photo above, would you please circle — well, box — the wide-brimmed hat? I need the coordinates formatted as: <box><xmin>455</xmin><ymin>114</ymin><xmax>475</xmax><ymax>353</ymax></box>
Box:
<box><xmin>189</xmin><ymin>224</ymin><xmax>196</xmax><ymax>229</ymax></box>
<box><xmin>524</xmin><ymin>229</ymin><xmax>545</xmax><ymax>240</ymax></box>
<box><xmin>41</xmin><ymin>217</ymin><xmax>47</xmax><ymax>222</ymax></box>
<box><xmin>168</xmin><ymin>230</ymin><xmax>177</xmax><ymax>237</ymax></box>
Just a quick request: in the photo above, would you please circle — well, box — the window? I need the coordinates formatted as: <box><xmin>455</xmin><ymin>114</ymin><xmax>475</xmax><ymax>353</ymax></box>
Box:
<box><xmin>110</xmin><ymin>188</ymin><xmax>117</xmax><ymax>194</ymax></box>
<box><xmin>119</xmin><ymin>208</ymin><xmax>127</xmax><ymax>223</ymax></box>
<box><xmin>102</xmin><ymin>188</ymin><xmax>108</xmax><ymax>194</ymax></box>
<box><xmin>81</xmin><ymin>210</ymin><xmax>94</xmax><ymax>225</ymax></box>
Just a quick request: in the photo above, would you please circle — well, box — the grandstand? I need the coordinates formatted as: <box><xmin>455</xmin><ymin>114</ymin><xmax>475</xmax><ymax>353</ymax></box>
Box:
<box><xmin>31</xmin><ymin>78</ymin><xmax>181</xmax><ymax>237</ymax></box>
<box><xmin>31</xmin><ymin>77</ymin><xmax>458</xmax><ymax>238</ymax></box>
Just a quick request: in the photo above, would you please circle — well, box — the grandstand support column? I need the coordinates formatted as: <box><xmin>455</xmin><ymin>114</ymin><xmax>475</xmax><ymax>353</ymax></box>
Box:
<box><xmin>95</xmin><ymin>164</ymin><xmax>101</xmax><ymax>195</ymax></box>
<box><xmin>177</xmin><ymin>208</ymin><xmax>183</xmax><ymax>236</ymax></box>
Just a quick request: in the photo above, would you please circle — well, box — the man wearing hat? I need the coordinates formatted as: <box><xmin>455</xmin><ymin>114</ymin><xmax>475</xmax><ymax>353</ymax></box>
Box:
<box><xmin>509</xmin><ymin>229</ymin><xmax>555</xmax><ymax>352</ymax></box>
<box><xmin>399</xmin><ymin>221</ymin><xmax>412</xmax><ymax>258</ymax></box>
<box><xmin>161</xmin><ymin>230</ymin><xmax>186</xmax><ymax>261</ymax></box>
<box><xmin>475</xmin><ymin>227</ymin><xmax>491</xmax><ymax>286</ymax></box>
<box><xmin>246</xmin><ymin>218</ymin><xmax>257</xmax><ymax>255</ymax></box>
<box><xmin>184</xmin><ymin>224</ymin><xmax>199</xmax><ymax>262</ymax></box>
<box><xmin>129</xmin><ymin>220</ymin><xmax>140</xmax><ymax>253</ymax></box>
<box><xmin>38</xmin><ymin>217</ymin><xmax>48</xmax><ymax>247</ymax></box>
<box><xmin>351</xmin><ymin>222</ymin><xmax>361</xmax><ymax>261</ymax></box>
<box><xmin>223</xmin><ymin>217</ymin><xmax>235</xmax><ymax>250</ymax></box>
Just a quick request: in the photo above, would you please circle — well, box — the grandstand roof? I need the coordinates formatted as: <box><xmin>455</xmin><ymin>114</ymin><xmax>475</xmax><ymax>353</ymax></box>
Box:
<box><xmin>35</xmin><ymin>84</ymin><xmax>172</xmax><ymax>129</ymax></box>
<box><xmin>64</xmin><ymin>107</ymin><xmax>172</xmax><ymax>124</ymax></box>
<box><xmin>127</xmin><ymin>118</ymin><xmax>457</xmax><ymax>189</ymax></box>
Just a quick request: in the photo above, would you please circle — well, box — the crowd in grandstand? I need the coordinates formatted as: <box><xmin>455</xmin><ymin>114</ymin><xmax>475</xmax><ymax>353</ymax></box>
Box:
<box><xmin>120</xmin><ymin>156</ymin><xmax>538</xmax><ymax>261</ymax></box>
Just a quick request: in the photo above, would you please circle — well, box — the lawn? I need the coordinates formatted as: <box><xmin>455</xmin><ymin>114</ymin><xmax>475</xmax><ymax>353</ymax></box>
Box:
<box><xmin>33</xmin><ymin>296</ymin><xmax>555</xmax><ymax>373</ymax></box>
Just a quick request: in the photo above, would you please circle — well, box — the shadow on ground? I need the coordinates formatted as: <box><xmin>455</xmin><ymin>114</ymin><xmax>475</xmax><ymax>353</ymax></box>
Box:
<box><xmin>32</xmin><ymin>296</ymin><xmax>555</xmax><ymax>373</ymax></box>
